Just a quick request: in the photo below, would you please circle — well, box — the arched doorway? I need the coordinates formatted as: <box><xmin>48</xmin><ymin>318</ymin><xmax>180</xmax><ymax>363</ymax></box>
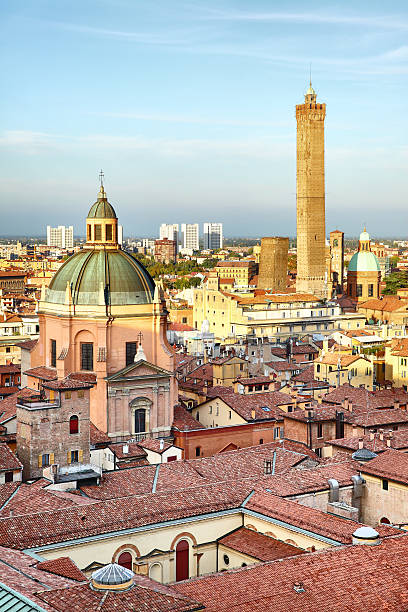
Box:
<box><xmin>176</xmin><ymin>540</ymin><xmax>189</xmax><ymax>581</ymax></box>
<box><xmin>118</xmin><ymin>551</ymin><xmax>132</xmax><ymax>570</ymax></box>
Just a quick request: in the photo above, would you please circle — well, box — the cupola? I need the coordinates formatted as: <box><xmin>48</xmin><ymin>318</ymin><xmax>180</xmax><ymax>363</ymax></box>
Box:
<box><xmin>86</xmin><ymin>171</ymin><xmax>119</xmax><ymax>249</ymax></box>
<box><xmin>91</xmin><ymin>563</ymin><xmax>134</xmax><ymax>591</ymax></box>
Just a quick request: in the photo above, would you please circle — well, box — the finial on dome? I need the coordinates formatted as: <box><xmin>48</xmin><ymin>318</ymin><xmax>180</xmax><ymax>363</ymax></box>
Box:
<box><xmin>99</xmin><ymin>169</ymin><xmax>104</xmax><ymax>188</ymax></box>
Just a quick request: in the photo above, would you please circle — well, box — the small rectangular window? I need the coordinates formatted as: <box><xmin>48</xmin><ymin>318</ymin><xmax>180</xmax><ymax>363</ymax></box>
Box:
<box><xmin>317</xmin><ymin>423</ymin><xmax>323</xmax><ymax>438</ymax></box>
<box><xmin>126</xmin><ymin>341</ymin><xmax>137</xmax><ymax>366</ymax></box>
<box><xmin>70</xmin><ymin>450</ymin><xmax>79</xmax><ymax>463</ymax></box>
<box><xmin>50</xmin><ymin>339</ymin><xmax>56</xmax><ymax>368</ymax></box>
<box><xmin>105</xmin><ymin>224</ymin><xmax>113</xmax><ymax>241</ymax></box>
<box><xmin>87</xmin><ymin>224</ymin><xmax>91</xmax><ymax>240</ymax></box>
<box><xmin>81</xmin><ymin>343</ymin><xmax>94</xmax><ymax>371</ymax></box>
<box><xmin>382</xmin><ymin>479</ymin><xmax>389</xmax><ymax>491</ymax></box>
<box><xmin>94</xmin><ymin>225</ymin><xmax>102</xmax><ymax>241</ymax></box>
<box><xmin>4</xmin><ymin>471</ymin><xmax>13</xmax><ymax>483</ymax></box>
<box><xmin>65</xmin><ymin>391</ymin><xmax>71</xmax><ymax>400</ymax></box>
<box><xmin>42</xmin><ymin>454</ymin><xmax>50</xmax><ymax>467</ymax></box>
<box><xmin>77</xmin><ymin>389</ymin><xmax>84</xmax><ymax>398</ymax></box>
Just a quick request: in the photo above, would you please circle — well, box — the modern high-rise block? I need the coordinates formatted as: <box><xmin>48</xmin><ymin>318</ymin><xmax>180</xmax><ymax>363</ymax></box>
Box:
<box><xmin>160</xmin><ymin>224</ymin><xmax>179</xmax><ymax>248</ymax></box>
<box><xmin>203</xmin><ymin>223</ymin><xmax>223</xmax><ymax>250</ymax></box>
<box><xmin>258</xmin><ymin>237</ymin><xmax>289</xmax><ymax>292</ymax></box>
<box><xmin>46</xmin><ymin>225</ymin><xmax>74</xmax><ymax>249</ymax></box>
<box><xmin>295</xmin><ymin>83</ymin><xmax>327</xmax><ymax>298</ymax></box>
<box><xmin>180</xmin><ymin>224</ymin><xmax>199</xmax><ymax>252</ymax></box>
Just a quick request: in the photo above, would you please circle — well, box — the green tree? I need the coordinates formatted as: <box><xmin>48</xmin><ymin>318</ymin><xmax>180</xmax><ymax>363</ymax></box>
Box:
<box><xmin>382</xmin><ymin>270</ymin><xmax>408</xmax><ymax>295</ymax></box>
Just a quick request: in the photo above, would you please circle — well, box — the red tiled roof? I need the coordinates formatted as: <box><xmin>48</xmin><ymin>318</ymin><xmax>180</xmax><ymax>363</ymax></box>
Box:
<box><xmin>235</xmin><ymin>376</ymin><xmax>272</xmax><ymax>385</ymax></box>
<box><xmin>68</xmin><ymin>372</ymin><xmax>97</xmax><ymax>383</ymax></box>
<box><xmin>0</xmin><ymin>364</ymin><xmax>20</xmax><ymax>374</ymax></box>
<box><xmin>0</xmin><ymin>387</ymin><xmax>37</xmax><ymax>424</ymax></box>
<box><xmin>0</xmin><ymin>545</ymin><xmax>78</xmax><ymax>603</ymax></box>
<box><xmin>42</xmin><ymin>377</ymin><xmax>94</xmax><ymax>390</ymax></box>
<box><xmin>360</xmin><ymin>448</ymin><xmax>408</xmax><ymax>485</ymax></box>
<box><xmin>329</xmin><ymin>430</ymin><xmax>408</xmax><ymax>453</ymax></box>
<box><xmin>205</xmin><ymin>387</ymin><xmax>292</xmax><ymax>421</ymax></box>
<box><xmin>36</xmin><ymin>577</ymin><xmax>203</xmax><ymax>611</ymax></box>
<box><xmin>24</xmin><ymin>366</ymin><xmax>57</xmax><ymax>381</ymax></box>
<box><xmin>292</xmin><ymin>366</ymin><xmax>315</xmax><ymax>383</ymax></box>
<box><xmin>0</xmin><ymin>481</ymin><xmax>254</xmax><ymax>549</ymax></box>
<box><xmin>90</xmin><ymin>422</ymin><xmax>110</xmax><ymax>446</ymax></box>
<box><xmin>36</xmin><ymin>557</ymin><xmax>87</xmax><ymax>582</ymax></box>
<box><xmin>266</xmin><ymin>361</ymin><xmax>301</xmax><ymax>372</ymax></box>
<box><xmin>138</xmin><ymin>438</ymin><xmax>174</xmax><ymax>454</ymax></box>
<box><xmin>172</xmin><ymin>405</ymin><xmax>204</xmax><ymax>431</ymax></box>
<box><xmin>14</xmin><ymin>339</ymin><xmax>38</xmax><ymax>351</ymax></box>
<box><xmin>0</xmin><ymin>443</ymin><xmax>22</xmax><ymax>472</ymax></box>
<box><xmin>174</xmin><ymin>535</ymin><xmax>408</xmax><ymax>612</ymax></box>
<box><xmin>109</xmin><ymin>442</ymin><xmax>147</xmax><ymax>459</ymax></box>
<box><xmin>218</xmin><ymin>526</ymin><xmax>306</xmax><ymax>561</ymax></box>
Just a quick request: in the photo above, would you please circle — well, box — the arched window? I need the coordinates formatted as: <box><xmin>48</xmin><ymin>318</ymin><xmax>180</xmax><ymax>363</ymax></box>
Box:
<box><xmin>149</xmin><ymin>562</ymin><xmax>162</xmax><ymax>583</ymax></box>
<box><xmin>176</xmin><ymin>540</ymin><xmax>189</xmax><ymax>582</ymax></box>
<box><xmin>118</xmin><ymin>552</ymin><xmax>132</xmax><ymax>570</ymax></box>
<box><xmin>380</xmin><ymin>517</ymin><xmax>390</xmax><ymax>524</ymax></box>
<box><xmin>69</xmin><ymin>415</ymin><xmax>79</xmax><ymax>435</ymax></box>
<box><xmin>130</xmin><ymin>397</ymin><xmax>151</xmax><ymax>435</ymax></box>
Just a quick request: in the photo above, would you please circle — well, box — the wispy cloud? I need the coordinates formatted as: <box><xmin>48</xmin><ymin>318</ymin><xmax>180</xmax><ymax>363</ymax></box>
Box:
<box><xmin>200</xmin><ymin>8</ymin><xmax>408</xmax><ymax>30</ymax></box>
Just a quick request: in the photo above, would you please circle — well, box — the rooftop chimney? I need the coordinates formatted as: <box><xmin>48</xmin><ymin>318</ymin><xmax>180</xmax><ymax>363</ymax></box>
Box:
<box><xmin>379</xmin><ymin>429</ymin><xmax>384</xmax><ymax>441</ymax></box>
<box><xmin>251</xmin><ymin>409</ymin><xmax>256</xmax><ymax>420</ymax></box>
<box><xmin>123</xmin><ymin>444</ymin><xmax>129</xmax><ymax>454</ymax></box>
<box><xmin>358</xmin><ymin>438</ymin><xmax>364</xmax><ymax>449</ymax></box>
<box><xmin>159</xmin><ymin>439</ymin><xmax>164</xmax><ymax>451</ymax></box>
<box><xmin>369</xmin><ymin>430</ymin><xmax>375</xmax><ymax>441</ymax></box>
<box><xmin>394</xmin><ymin>401</ymin><xmax>400</xmax><ymax>410</ymax></box>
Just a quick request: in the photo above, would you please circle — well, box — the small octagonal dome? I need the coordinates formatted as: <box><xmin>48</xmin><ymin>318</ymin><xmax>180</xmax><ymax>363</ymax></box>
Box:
<box><xmin>91</xmin><ymin>563</ymin><xmax>134</xmax><ymax>591</ymax></box>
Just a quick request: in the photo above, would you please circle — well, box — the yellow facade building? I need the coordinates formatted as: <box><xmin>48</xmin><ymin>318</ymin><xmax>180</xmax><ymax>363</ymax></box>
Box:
<box><xmin>314</xmin><ymin>352</ymin><xmax>374</xmax><ymax>390</ymax></box>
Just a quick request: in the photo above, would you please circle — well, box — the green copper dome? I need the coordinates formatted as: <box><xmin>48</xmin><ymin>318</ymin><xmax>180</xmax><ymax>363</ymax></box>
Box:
<box><xmin>348</xmin><ymin>251</ymin><xmax>380</xmax><ymax>273</ymax></box>
<box><xmin>46</xmin><ymin>249</ymin><xmax>155</xmax><ymax>306</ymax></box>
<box><xmin>87</xmin><ymin>186</ymin><xmax>117</xmax><ymax>219</ymax></box>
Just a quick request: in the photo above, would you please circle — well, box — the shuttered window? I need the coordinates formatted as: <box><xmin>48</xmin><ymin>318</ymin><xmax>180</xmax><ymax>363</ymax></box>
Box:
<box><xmin>81</xmin><ymin>343</ymin><xmax>93</xmax><ymax>371</ymax></box>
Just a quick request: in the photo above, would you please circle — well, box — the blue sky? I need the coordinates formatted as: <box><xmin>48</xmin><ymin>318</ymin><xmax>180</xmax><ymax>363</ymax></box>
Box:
<box><xmin>1</xmin><ymin>0</ymin><xmax>407</xmax><ymax>238</ymax></box>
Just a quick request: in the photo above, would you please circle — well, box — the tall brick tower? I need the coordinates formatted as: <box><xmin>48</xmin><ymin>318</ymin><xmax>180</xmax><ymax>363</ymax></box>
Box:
<box><xmin>296</xmin><ymin>83</ymin><xmax>327</xmax><ymax>298</ymax></box>
<box><xmin>258</xmin><ymin>237</ymin><xmax>289</xmax><ymax>292</ymax></box>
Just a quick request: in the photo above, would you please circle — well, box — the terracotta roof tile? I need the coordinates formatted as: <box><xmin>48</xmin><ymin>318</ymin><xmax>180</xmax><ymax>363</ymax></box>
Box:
<box><xmin>36</xmin><ymin>557</ymin><xmax>87</xmax><ymax>582</ymax></box>
<box><xmin>0</xmin><ymin>387</ymin><xmax>35</xmax><ymax>424</ymax></box>
<box><xmin>360</xmin><ymin>448</ymin><xmax>408</xmax><ymax>485</ymax></box>
<box><xmin>174</xmin><ymin>535</ymin><xmax>408</xmax><ymax>611</ymax></box>
<box><xmin>90</xmin><ymin>422</ymin><xmax>110</xmax><ymax>446</ymax></box>
<box><xmin>0</xmin><ymin>443</ymin><xmax>22</xmax><ymax>472</ymax></box>
<box><xmin>218</xmin><ymin>526</ymin><xmax>306</xmax><ymax>561</ymax></box>
<box><xmin>36</xmin><ymin>578</ymin><xmax>203</xmax><ymax>611</ymax></box>
<box><xmin>24</xmin><ymin>366</ymin><xmax>57</xmax><ymax>381</ymax></box>
<box><xmin>138</xmin><ymin>438</ymin><xmax>174</xmax><ymax>454</ymax></box>
<box><xmin>205</xmin><ymin>387</ymin><xmax>292</xmax><ymax>421</ymax></box>
<box><xmin>172</xmin><ymin>405</ymin><xmax>204</xmax><ymax>431</ymax></box>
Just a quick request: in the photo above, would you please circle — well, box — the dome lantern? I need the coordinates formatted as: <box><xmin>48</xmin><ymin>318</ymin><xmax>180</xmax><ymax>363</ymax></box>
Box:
<box><xmin>86</xmin><ymin>171</ymin><xmax>119</xmax><ymax>248</ymax></box>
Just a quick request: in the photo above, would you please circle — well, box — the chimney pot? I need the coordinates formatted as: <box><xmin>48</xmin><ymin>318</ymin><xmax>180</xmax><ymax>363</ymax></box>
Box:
<box><xmin>386</xmin><ymin>438</ymin><xmax>391</xmax><ymax>447</ymax></box>
<box><xmin>358</xmin><ymin>438</ymin><xmax>364</xmax><ymax>449</ymax></box>
<box><xmin>379</xmin><ymin>429</ymin><xmax>384</xmax><ymax>441</ymax></box>
<box><xmin>251</xmin><ymin>409</ymin><xmax>256</xmax><ymax>419</ymax></box>
<box><xmin>369</xmin><ymin>430</ymin><xmax>375</xmax><ymax>441</ymax></box>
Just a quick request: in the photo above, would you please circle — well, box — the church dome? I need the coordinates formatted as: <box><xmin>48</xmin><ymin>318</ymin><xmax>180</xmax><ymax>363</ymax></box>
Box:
<box><xmin>87</xmin><ymin>186</ymin><xmax>117</xmax><ymax>219</ymax></box>
<box><xmin>91</xmin><ymin>563</ymin><xmax>134</xmax><ymax>591</ymax></box>
<box><xmin>46</xmin><ymin>178</ymin><xmax>155</xmax><ymax>307</ymax></box>
<box><xmin>348</xmin><ymin>251</ymin><xmax>380</xmax><ymax>273</ymax></box>
<box><xmin>47</xmin><ymin>249</ymin><xmax>155</xmax><ymax>306</ymax></box>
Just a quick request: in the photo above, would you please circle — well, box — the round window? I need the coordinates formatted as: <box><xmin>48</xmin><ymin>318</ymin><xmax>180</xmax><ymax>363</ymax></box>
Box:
<box><xmin>223</xmin><ymin>554</ymin><xmax>230</xmax><ymax>566</ymax></box>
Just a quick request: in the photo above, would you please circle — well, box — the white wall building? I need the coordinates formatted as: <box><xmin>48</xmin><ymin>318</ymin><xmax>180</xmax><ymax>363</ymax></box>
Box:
<box><xmin>180</xmin><ymin>223</ymin><xmax>199</xmax><ymax>252</ymax></box>
<box><xmin>46</xmin><ymin>225</ymin><xmax>74</xmax><ymax>249</ymax></box>
<box><xmin>160</xmin><ymin>224</ymin><xmax>179</xmax><ymax>248</ymax></box>
<box><xmin>203</xmin><ymin>223</ymin><xmax>223</xmax><ymax>250</ymax></box>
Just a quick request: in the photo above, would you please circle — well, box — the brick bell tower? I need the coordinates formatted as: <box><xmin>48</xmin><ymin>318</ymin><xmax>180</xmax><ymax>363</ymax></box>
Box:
<box><xmin>296</xmin><ymin>82</ymin><xmax>327</xmax><ymax>298</ymax></box>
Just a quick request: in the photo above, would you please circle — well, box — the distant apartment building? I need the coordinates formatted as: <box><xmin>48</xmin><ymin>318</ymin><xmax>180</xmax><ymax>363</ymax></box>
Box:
<box><xmin>160</xmin><ymin>224</ymin><xmax>179</xmax><ymax>249</ymax></box>
<box><xmin>46</xmin><ymin>225</ymin><xmax>74</xmax><ymax>249</ymax></box>
<box><xmin>154</xmin><ymin>238</ymin><xmax>177</xmax><ymax>264</ymax></box>
<box><xmin>180</xmin><ymin>223</ymin><xmax>199</xmax><ymax>252</ymax></box>
<box><xmin>203</xmin><ymin>223</ymin><xmax>223</xmax><ymax>250</ymax></box>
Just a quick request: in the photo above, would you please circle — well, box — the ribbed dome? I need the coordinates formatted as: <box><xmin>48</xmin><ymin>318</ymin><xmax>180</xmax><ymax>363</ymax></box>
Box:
<box><xmin>91</xmin><ymin>563</ymin><xmax>134</xmax><ymax>591</ymax></box>
<box><xmin>348</xmin><ymin>251</ymin><xmax>380</xmax><ymax>273</ymax></box>
<box><xmin>87</xmin><ymin>186</ymin><xmax>117</xmax><ymax>219</ymax></box>
<box><xmin>46</xmin><ymin>249</ymin><xmax>155</xmax><ymax>306</ymax></box>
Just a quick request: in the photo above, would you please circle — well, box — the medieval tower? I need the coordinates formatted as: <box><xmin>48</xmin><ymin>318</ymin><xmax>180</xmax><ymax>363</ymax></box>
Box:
<box><xmin>258</xmin><ymin>237</ymin><xmax>289</xmax><ymax>292</ymax></box>
<box><xmin>296</xmin><ymin>83</ymin><xmax>327</xmax><ymax>298</ymax></box>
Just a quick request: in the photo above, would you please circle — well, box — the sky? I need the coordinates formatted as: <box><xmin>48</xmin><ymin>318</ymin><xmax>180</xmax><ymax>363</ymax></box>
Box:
<box><xmin>0</xmin><ymin>0</ymin><xmax>407</xmax><ymax>238</ymax></box>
